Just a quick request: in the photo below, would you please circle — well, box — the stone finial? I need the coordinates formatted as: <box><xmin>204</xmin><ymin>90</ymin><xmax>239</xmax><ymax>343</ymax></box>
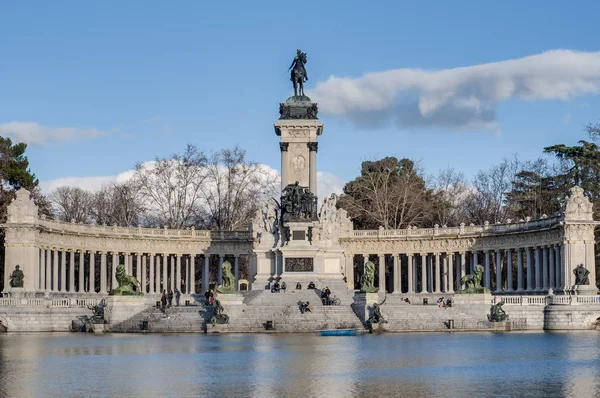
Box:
<box><xmin>564</xmin><ymin>185</ymin><xmax>594</xmax><ymax>221</ymax></box>
<box><xmin>541</xmin><ymin>214</ymin><xmax>548</xmax><ymax>219</ymax></box>
<box><xmin>525</xmin><ymin>217</ymin><xmax>531</xmax><ymax>222</ymax></box>
<box><xmin>506</xmin><ymin>219</ymin><xmax>512</xmax><ymax>224</ymax></box>
<box><xmin>7</xmin><ymin>189</ymin><xmax>38</xmax><ymax>224</ymax></box>
<box><xmin>484</xmin><ymin>221</ymin><xmax>490</xmax><ymax>227</ymax></box>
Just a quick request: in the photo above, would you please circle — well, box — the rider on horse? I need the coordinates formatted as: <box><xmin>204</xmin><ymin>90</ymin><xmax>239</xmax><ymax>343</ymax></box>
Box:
<box><xmin>289</xmin><ymin>49</ymin><xmax>308</xmax><ymax>96</ymax></box>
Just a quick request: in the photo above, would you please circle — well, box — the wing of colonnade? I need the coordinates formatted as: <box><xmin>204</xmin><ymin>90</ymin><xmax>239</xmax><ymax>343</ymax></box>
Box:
<box><xmin>338</xmin><ymin>186</ymin><xmax>600</xmax><ymax>297</ymax></box>
<box><xmin>1</xmin><ymin>189</ymin><xmax>257</xmax><ymax>298</ymax></box>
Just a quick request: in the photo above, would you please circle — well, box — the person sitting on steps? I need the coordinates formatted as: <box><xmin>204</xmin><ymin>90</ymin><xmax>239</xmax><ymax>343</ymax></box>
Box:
<box><xmin>307</xmin><ymin>281</ymin><xmax>316</xmax><ymax>290</ymax></box>
<box><xmin>281</xmin><ymin>281</ymin><xmax>287</xmax><ymax>293</ymax></box>
<box><xmin>296</xmin><ymin>282</ymin><xmax>302</xmax><ymax>290</ymax></box>
<box><xmin>271</xmin><ymin>281</ymin><xmax>280</xmax><ymax>293</ymax></box>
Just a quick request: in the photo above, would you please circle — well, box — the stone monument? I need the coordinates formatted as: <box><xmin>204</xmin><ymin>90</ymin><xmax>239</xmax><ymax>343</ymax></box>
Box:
<box><xmin>104</xmin><ymin>264</ymin><xmax>146</xmax><ymax>329</ymax></box>
<box><xmin>252</xmin><ymin>50</ymin><xmax>350</xmax><ymax>290</ymax></box>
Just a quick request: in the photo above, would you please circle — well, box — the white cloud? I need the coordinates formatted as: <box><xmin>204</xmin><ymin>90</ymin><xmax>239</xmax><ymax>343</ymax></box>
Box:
<box><xmin>0</xmin><ymin>121</ymin><xmax>106</xmax><ymax>146</ymax></box>
<box><xmin>309</xmin><ymin>49</ymin><xmax>600</xmax><ymax>132</ymax></box>
<box><xmin>317</xmin><ymin>171</ymin><xmax>344</xmax><ymax>201</ymax></box>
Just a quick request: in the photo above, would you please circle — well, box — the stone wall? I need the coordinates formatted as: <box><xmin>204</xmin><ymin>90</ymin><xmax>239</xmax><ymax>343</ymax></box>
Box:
<box><xmin>0</xmin><ymin>307</ymin><xmax>90</xmax><ymax>332</ymax></box>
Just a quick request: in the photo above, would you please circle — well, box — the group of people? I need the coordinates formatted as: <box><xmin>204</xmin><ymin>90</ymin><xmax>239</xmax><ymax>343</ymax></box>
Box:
<box><xmin>271</xmin><ymin>281</ymin><xmax>287</xmax><ymax>293</ymax></box>
<box><xmin>299</xmin><ymin>301</ymin><xmax>312</xmax><ymax>314</ymax></box>
<box><xmin>160</xmin><ymin>289</ymin><xmax>181</xmax><ymax>312</ymax></box>
<box><xmin>437</xmin><ymin>297</ymin><xmax>453</xmax><ymax>308</ymax></box>
<box><xmin>320</xmin><ymin>286</ymin><xmax>332</xmax><ymax>305</ymax></box>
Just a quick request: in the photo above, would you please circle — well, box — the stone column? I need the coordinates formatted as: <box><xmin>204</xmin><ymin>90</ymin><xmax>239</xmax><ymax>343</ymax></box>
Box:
<box><xmin>460</xmin><ymin>252</ymin><xmax>466</xmax><ymax>281</ymax></box>
<box><xmin>167</xmin><ymin>255</ymin><xmax>172</xmax><ymax>292</ymax></box>
<box><xmin>345</xmin><ymin>254</ymin><xmax>355</xmax><ymax>290</ymax></box>
<box><xmin>78</xmin><ymin>251</ymin><xmax>85</xmax><ymax>293</ymax></box>
<box><xmin>176</xmin><ymin>254</ymin><xmax>182</xmax><ymax>292</ymax></box>
<box><xmin>442</xmin><ymin>255</ymin><xmax>447</xmax><ymax>292</ymax></box>
<box><xmin>534</xmin><ymin>248</ymin><xmax>542</xmax><ymax>292</ymax></box>
<box><xmin>100</xmin><ymin>252</ymin><xmax>107</xmax><ymax>294</ymax></box>
<box><xmin>148</xmin><ymin>254</ymin><xmax>155</xmax><ymax>294</ymax></box>
<box><xmin>156</xmin><ymin>255</ymin><xmax>161</xmax><ymax>294</ymax></box>
<box><xmin>112</xmin><ymin>253</ymin><xmax>118</xmax><ymax>291</ymax></box>
<box><xmin>378</xmin><ymin>254</ymin><xmax>386</xmax><ymax>293</ymax></box>
<box><xmin>68</xmin><ymin>250</ymin><xmax>75</xmax><ymax>293</ymax></box>
<box><xmin>554</xmin><ymin>246</ymin><xmax>561</xmax><ymax>291</ymax></box>
<box><xmin>542</xmin><ymin>247</ymin><xmax>549</xmax><ymax>291</ymax></box>
<box><xmin>203</xmin><ymin>255</ymin><xmax>210</xmax><ymax>293</ymax></box>
<box><xmin>125</xmin><ymin>253</ymin><xmax>130</xmax><ymax>275</ymax></box>
<box><xmin>136</xmin><ymin>253</ymin><xmax>142</xmax><ymax>284</ymax></box>
<box><xmin>41</xmin><ymin>249</ymin><xmax>47</xmax><ymax>292</ymax></box>
<box><xmin>471</xmin><ymin>252</ymin><xmax>478</xmax><ymax>274</ymax></box>
<box><xmin>434</xmin><ymin>253</ymin><xmax>441</xmax><ymax>293</ymax></box>
<box><xmin>308</xmin><ymin>142</ymin><xmax>318</xmax><ymax>195</ymax></box>
<box><xmin>495</xmin><ymin>250</ymin><xmax>502</xmax><ymax>293</ymax></box>
<box><xmin>89</xmin><ymin>252</ymin><xmax>95</xmax><ymax>294</ymax></box>
<box><xmin>526</xmin><ymin>248</ymin><xmax>534</xmax><ymax>293</ymax></box>
<box><xmin>549</xmin><ymin>246</ymin><xmax>555</xmax><ymax>289</ymax></box>
<box><xmin>447</xmin><ymin>253</ymin><xmax>454</xmax><ymax>294</ymax></box>
<box><xmin>140</xmin><ymin>254</ymin><xmax>146</xmax><ymax>294</ymax></box>
<box><xmin>218</xmin><ymin>255</ymin><xmax>224</xmax><ymax>285</ymax></box>
<box><xmin>280</xmin><ymin>142</ymin><xmax>289</xmax><ymax>191</ymax></box>
<box><xmin>407</xmin><ymin>254</ymin><xmax>413</xmax><ymax>293</ymax></box>
<box><xmin>420</xmin><ymin>254</ymin><xmax>427</xmax><ymax>293</ymax></box>
<box><xmin>392</xmin><ymin>254</ymin><xmax>400</xmax><ymax>293</ymax></box>
<box><xmin>484</xmin><ymin>251</ymin><xmax>491</xmax><ymax>291</ymax></box>
<box><xmin>234</xmin><ymin>254</ymin><xmax>240</xmax><ymax>291</ymax></box>
<box><xmin>190</xmin><ymin>255</ymin><xmax>196</xmax><ymax>294</ymax></box>
<box><xmin>506</xmin><ymin>249</ymin><xmax>513</xmax><ymax>292</ymax></box>
<box><xmin>52</xmin><ymin>250</ymin><xmax>58</xmax><ymax>292</ymax></box>
<box><xmin>59</xmin><ymin>250</ymin><xmax>66</xmax><ymax>293</ymax></box>
<box><xmin>516</xmin><ymin>249</ymin><xmax>524</xmax><ymax>293</ymax></box>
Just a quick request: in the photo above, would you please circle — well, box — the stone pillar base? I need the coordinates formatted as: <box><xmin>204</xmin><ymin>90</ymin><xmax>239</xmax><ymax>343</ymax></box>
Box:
<box><xmin>352</xmin><ymin>292</ymin><xmax>380</xmax><ymax>324</ymax></box>
<box><xmin>6</xmin><ymin>287</ymin><xmax>26</xmax><ymax>298</ymax></box>
<box><xmin>573</xmin><ymin>285</ymin><xmax>599</xmax><ymax>296</ymax></box>
<box><xmin>104</xmin><ymin>296</ymin><xmax>147</xmax><ymax>326</ymax></box>
<box><xmin>215</xmin><ymin>293</ymin><xmax>244</xmax><ymax>305</ymax></box>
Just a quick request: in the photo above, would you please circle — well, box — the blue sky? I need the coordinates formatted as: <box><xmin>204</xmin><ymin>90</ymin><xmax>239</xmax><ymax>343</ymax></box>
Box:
<box><xmin>2</xmin><ymin>1</ymin><xmax>600</xmax><ymax>195</ymax></box>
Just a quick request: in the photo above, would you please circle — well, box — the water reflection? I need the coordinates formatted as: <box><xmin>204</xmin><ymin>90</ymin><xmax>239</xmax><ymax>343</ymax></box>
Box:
<box><xmin>1</xmin><ymin>332</ymin><xmax>600</xmax><ymax>397</ymax></box>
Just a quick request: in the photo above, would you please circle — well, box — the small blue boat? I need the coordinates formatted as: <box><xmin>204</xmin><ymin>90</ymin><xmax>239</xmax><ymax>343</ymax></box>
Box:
<box><xmin>320</xmin><ymin>329</ymin><xmax>358</xmax><ymax>336</ymax></box>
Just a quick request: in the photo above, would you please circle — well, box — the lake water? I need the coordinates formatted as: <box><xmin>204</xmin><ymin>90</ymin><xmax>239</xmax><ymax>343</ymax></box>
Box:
<box><xmin>1</xmin><ymin>332</ymin><xmax>600</xmax><ymax>397</ymax></box>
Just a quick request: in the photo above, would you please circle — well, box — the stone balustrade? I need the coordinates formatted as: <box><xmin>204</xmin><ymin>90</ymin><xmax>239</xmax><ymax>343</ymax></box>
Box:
<box><xmin>491</xmin><ymin>295</ymin><xmax>600</xmax><ymax>306</ymax></box>
<box><xmin>0</xmin><ymin>297</ymin><xmax>98</xmax><ymax>308</ymax></box>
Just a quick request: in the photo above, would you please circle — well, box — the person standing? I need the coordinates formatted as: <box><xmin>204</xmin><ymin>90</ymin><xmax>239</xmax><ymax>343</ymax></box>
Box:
<box><xmin>160</xmin><ymin>290</ymin><xmax>167</xmax><ymax>313</ymax></box>
<box><xmin>167</xmin><ymin>290</ymin><xmax>173</xmax><ymax>308</ymax></box>
<box><xmin>175</xmin><ymin>289</ymin><xmax>181</xmax><ymax>306</ymax></box>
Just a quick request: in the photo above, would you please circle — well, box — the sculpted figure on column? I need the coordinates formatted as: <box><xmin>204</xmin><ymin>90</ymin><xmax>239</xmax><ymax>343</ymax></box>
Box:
<box><xmin>9</xmin><ymin>265</ymin><xmax>24</xmax><ymax>288</ymax></box>
<box><xmin>216</xmin><ymin>261</ymin><xmax>236</xmax><ymax>294</ymax></box>
<box><xmin>289</xmin><ymin>49</ymin><xmax>308</xmax><ymax>97</ymax></box>
<box><xmin>360</xmin><ymin>261</ymin><xmax>378</xmax><ymax>293</ymax></box>
<box><xmin>573</xmin><ymin>264</ymin><xmax>590</xmax><ymax>285</ymax></box>
<box><xmin>458</xmin><ymin>264</ymin><xmax>485</xmax><ymax>294</ymax></box>
<box><xmin>109</xmin><ymin>264</ymin><xmax>143</xmax><ymax>296</ymax></box>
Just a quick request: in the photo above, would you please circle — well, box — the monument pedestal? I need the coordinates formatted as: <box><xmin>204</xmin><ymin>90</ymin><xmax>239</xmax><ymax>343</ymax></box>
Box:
<box><xmin>215</xmin><ymin>293</ymin><xmax>244</xmax><ymax>306</ymax></box>
<box><xmin>7</xmin><ymin>287</ymin><xmax>26</xmax><ymax>299</ymax></box>
<box><xmin>452</xmin><ymin>292</ymin><xmax>492</xmax><ymax>306</ymax></box>
<box><xmin>352</xmin><ymin>292</ymin><xmax>380</xmax><ymax>324</ymax></box>
<box><xmin>104</xmin><ymin>296</ymin><xmax>147</xmax><ymax>326</ymax></box>
<box><xmin>573</xmin><ymin>285</ymin><xmax>598</xmax><ymax>296</ymax></box>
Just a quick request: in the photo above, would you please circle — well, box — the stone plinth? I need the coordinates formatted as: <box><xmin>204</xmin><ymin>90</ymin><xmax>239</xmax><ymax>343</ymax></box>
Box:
<box><xmin>7</xmin><ymin>287</ymin><xmax>25</xmax><ymax>299</ymax></box>
<box><xmin>352</xmin><ymin>292</ymin><xmax>380</xmax><ymax>324</ymax></box>
<box><xmin>573</xmin><ymin>285</ymin><xmax>598</xmax><ymax>296</ymax></box>
<box><xmin>104</xmin><ymin>296</ymin><xmax>147</xmax><ymax>326</ymax></box>
<box><xmin>453</xmin><ymin>292</ymin><xmax>492</xmax><ymax>306</ymax></box>
<box><xmin>215</xmin><ymin>293</ymin><xmax>244</xmax><ymax>306</ymax></box>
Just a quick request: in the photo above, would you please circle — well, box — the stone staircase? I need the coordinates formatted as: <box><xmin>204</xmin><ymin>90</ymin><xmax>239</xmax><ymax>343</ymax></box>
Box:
<box><xmin>109</xmin><ymin>305</ymin><xmax>206</xmax><ymax>333</ymax></box>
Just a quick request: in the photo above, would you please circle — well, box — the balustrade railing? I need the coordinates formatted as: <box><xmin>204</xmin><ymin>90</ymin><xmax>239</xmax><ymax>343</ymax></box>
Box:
<box><xmin>0</xmin><ymin>297</ymin><xmax>98</xmax><ymax>308</ymax></box>
<box><xmin>493</xmin><ymin>295</ymin><xmax>600</xmax><ymax>306</ymax></box>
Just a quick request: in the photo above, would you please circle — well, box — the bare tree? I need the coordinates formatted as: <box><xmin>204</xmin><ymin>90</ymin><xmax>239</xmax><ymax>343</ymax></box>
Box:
<box><xmin>201</xmin><ymin>146</ymin><xmax>278</xmax><ymax>230</ymax></box>
<box><xmin>50</xmin><ymin>186</ymin><xmax>92</xmax><ymax>222</ymax></box>
<box><xmin>89</xmin><ymin>181</ymin><xmax>145</xmax><ymax>226</ymax></box>
<box><xmin>132</xmin><ymin>145</ymin><xmax>208</xmax><ymax>228</ymax></box>
<box><xmin>430</xmin><ymin>167</ymin><xmax>469</xmax><ymax>226</ymax></box>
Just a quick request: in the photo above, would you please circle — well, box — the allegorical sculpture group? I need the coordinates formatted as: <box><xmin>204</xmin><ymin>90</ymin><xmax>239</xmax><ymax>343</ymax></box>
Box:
<box><xmin>280</xmin><ymin>181</ymin><xmax>318</xmax><ymax>222</ymax></box>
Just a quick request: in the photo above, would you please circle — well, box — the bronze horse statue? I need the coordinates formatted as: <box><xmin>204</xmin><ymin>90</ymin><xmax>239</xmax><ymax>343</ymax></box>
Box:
<box><xmin>289</xmin><ymin>49</ymin><xmax>308</xmax><ymax>97</ymax></box>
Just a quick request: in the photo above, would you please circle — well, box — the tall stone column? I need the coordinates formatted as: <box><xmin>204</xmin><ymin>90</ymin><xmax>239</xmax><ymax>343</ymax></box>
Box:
<box><xmin>434</xmin><ymin>253</ymin><xmax>440</xmax><ymax>293</ymax></box>
<box><xmin>168</xmin><ymin>255</ymin><xmax>173</xmax><ymax>292</ymax></box>
<box><xmin>506</xmin><ymin>249</ymin><xmax>513</xmax><ymax>292</ymax></box>
<box><xmin>516</xmin><ymin>249</ymin><xmax>524</xmax><ymax>293</ymax></box>
<box><xmin>148</xmin><ymin>254</ymin><xmax>155</xmax><ymax>294</ymax></box>
<box><xmin>554</xmin><ymin>246</ymin><xmax>561</xmax><ymax>291</ymax></box>
<box><xmin>112</xmin><ymin>253</ymin><xmax>118</xmax><ymax>291</ymax></box>
<box><xmin>100</xmin><ymin>252</ymin><xmax>107</xmax><ymax>294</ymax></box>
<box><xmin>447</xmin><ymin>253</ymin><xmax>454</xmax><ymax>293</ymax></box>
<box><xmin>89</xmin><ymin>252</ymin><xmax>95</xmax><ymax>294</ymax></box>
<box><xmin>534</xmin><ymin>248</ymin><xmax>542</xmax><ymax>292</ymax></box>
<box><xmin>79</xmin><ymin>251</ymin><xmax>85</xmax><ymax>293</ymax></box>
<box><xmin>472</xmin><ymin>252</ymin><xmax>478</xmax><ymax>274</ymax></box>
<box><xmin>392</xmin><ymin>254</ymin><xmax>400</xmax><ymax>293</ymax></box>
<box><xmin>203</xmin><ymin>254</ymin><xmax>210</xmax><ymax>293</ymax></box>
<box><xmin>136</xmin><ymin>253</ymin><xmax>142</xmax><ymax>285</ymax></box>
<box><xmin>495</xmin><ymin>250</ymin><xmax>502</xmax><ymax>293</ymax></box>
<box><xmin>68</xmin><ymin>250</ymin><xmax>75</xmax><ymax>293</ymax></box>
<box><xmin>218</xmin><ymin>255</ymin><xmax>224</xmax><ymax>285</ymax></box>
<box><xmin>234</xmin><ymin>254</ymin><xmax>239</xmax><ymax>291</ymax></box>
<box><xmin>460</xmin><ymin>252</ymin><xmax>466</xmax><ymax>281</ymax></box>
<box><xmin>420</xmin><ymin>254</ymin><xmax>427</xmax><ymax>293</ymax></box>
<box><xmin>549</xmin><ymin>246</ymin><xmax>555</xmax><ymax>289</ymax></box>
<box><xmin>280</xmin><ymin>142</ymin><xmax>289</xmax><ymax>191</ymax></box>
<box><xmin>345</xmin><ymin>254</ymin><xmax>355</xmax><ymax>290</ymax></box>
<box><xmin>378</xmin><ymin>254</ymin><xmax>386</xmax><ymax>293</ymax></box>
<box><xmin>176</xmin><ymin>254</ymin><xmax>182</xmax><ymax>292</ymax></box>
<box><xmin>52</xmin><ymin>250</ymin><xmax>59</xmax><ymax>292</ymax></box>
<box><xmin>542</xmin><ymin>247</ymin><xmax>549</xmax><ymax>290</ymax></box>
<box><xmin>59</xmin><ymin>250</ymin><xmax>66</xmax><ymax>293</ymax></box>
<box><xmin>526</xmin><ymin>248</ymin><xmax>534</xmax><ymax>293</ymax></box>
<box><xmin>190</xmin><ymin>255</ymin><xmax>196</xmax><ymax>294</ymax></box>
<box><xmin>156</xmin><ymin>255</ymin><xmax>162</xmax><ymax>294</ymax></box>
<box><xmin>308</xmin><ymin>142</ymin><xmax>318</xmax><ymax>195</ymax></box>
<box><xmin>41</xmin><ymin>249</ymin><xmax>47</xmax><ymax>292</ymax></box>
<box><xmin>407</xmin><ymin>254</ymin><xmax>413</xmax><ymax>293</ymax></box>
